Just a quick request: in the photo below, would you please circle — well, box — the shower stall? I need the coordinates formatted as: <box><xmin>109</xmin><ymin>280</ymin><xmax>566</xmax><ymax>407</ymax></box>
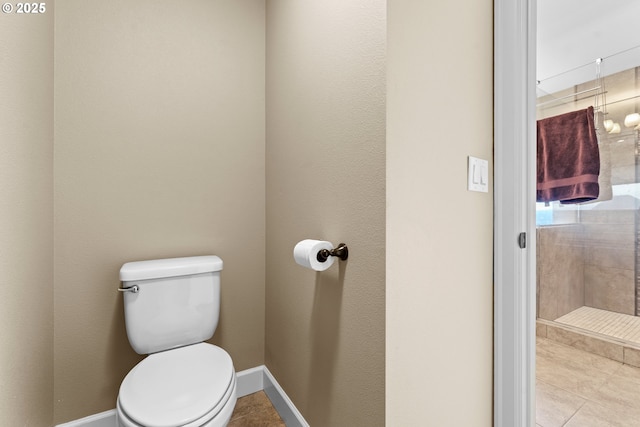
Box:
<box><xmin>536</xmin><ymin>59</ymin><xmax>640</xmax><ymax>361</ymax></box>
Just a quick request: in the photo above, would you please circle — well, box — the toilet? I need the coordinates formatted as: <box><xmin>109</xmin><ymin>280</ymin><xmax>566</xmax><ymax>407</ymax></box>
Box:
<box><xmin>116</xmin><ymin>256</ymin><xmax>237</xmax><ymax>427</ymax></box>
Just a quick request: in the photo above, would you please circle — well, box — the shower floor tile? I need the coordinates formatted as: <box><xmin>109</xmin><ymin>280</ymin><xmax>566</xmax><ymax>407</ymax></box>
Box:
<box><xmin>555</xmin><ymin>306</ymin><xmax>640</xmax><ymax>345</ymax></box>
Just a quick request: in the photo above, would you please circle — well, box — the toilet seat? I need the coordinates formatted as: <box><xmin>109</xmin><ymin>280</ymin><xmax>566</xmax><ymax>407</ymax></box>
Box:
<box><xmin>117</xmin><ymin>343</ymin><xmax>236</xmax><ymax>427</ymax></box>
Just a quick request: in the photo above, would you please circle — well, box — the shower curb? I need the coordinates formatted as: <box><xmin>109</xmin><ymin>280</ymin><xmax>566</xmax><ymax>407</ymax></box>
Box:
<box><xmin>537</xmin><ymin>318</ymin><xmax>640</xmax><ymax>368</ymax></box>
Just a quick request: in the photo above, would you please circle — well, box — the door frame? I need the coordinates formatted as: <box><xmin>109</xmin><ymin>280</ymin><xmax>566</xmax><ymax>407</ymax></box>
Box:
<box><xmin>494</xmin><ymin>0</ymin><xmax>537</xmax><ymax>425</ymax></box>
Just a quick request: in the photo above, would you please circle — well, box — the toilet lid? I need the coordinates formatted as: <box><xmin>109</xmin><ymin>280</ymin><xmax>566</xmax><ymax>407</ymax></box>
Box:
<box><xmin>119</xmin><ymin>343</ymin><xmax>234</xmax><ymax>427</ymax></box>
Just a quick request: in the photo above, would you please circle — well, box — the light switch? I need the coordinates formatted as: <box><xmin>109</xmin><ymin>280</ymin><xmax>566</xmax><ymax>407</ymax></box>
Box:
<box><xmin>468</xmin><ymin>156</ymin><xmax>489</xmax><ymax>193</ymax></box>
<box><xmin>473</xmin><ymin>163</ymin><xmax>482</xmax><ymax>184</ymax></box>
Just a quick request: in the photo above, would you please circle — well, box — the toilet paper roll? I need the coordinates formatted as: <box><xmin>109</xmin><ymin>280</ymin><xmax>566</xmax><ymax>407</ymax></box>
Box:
<box><xmin>293</xmin><ymin>239</ymin><xmax>335</xmax><ymax>271</ymax></box>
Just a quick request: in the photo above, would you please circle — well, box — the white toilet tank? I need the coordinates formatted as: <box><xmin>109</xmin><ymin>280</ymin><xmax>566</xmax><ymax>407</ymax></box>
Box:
<box><xmin>119</xmin><ymin>256</ymin><xmax>223</xmax><ymax>355</ymax></box>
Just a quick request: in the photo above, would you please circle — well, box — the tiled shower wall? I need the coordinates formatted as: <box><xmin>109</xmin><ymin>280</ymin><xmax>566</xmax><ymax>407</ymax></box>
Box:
<box><xmin>537</xmin><ymin>225</ymin><xmax>585</xmax><ymax>320</ymax></box>
<box><xmin>537</xmin><ymin>209</ymin><xmax>636</xmax><ymax>320</ymax></box>
<box><xmin>537</xmin><ymin>66</ymin><xmax>640</xmax><ymax>322</ymax></box>
<box><xmin>582</xmin><ymin>209</ymin><xmax>636</xmax><ymax>315</ymax></box>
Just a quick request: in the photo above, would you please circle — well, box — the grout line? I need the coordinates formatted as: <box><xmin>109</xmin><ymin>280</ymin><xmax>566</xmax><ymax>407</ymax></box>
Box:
<box><xmin>561</xmin><ymin>400</ymin><xmax>588</xmax><ymax>427</ymax></box>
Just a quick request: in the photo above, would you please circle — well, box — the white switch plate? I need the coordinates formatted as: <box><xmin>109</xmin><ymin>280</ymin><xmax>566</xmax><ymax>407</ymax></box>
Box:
<box><xmin>468</xmin><ymin>156</ymin><xmax>489</xmax><ymax>192</ymax></box>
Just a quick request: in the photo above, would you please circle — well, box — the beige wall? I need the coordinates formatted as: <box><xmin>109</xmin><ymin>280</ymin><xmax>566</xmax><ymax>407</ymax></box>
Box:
<box><xmin>1</xmin><ymin>2</ymin><xmax>498</xmax><ymax>425</ymax></box>
<box><xmin>265</xmin><ymin>1</ymin><xmax>386</xmax><ymax>426</ymax></box>
<box><xmin>0</xmin><ymin>4</ymin><xmax>54</xmax><ymax>426</ymax></box>
<box><xmin>53</xmin><ymin>0</ymin><xmax>265</xmax><ymax>423</ymax></box>
<box><xmin>386</xmin><ymin>1</ymin><xmax>494</xmax><ymax>425</ymax></box>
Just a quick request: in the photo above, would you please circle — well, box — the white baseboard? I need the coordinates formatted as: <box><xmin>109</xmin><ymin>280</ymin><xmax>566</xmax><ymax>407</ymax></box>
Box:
<box><xmin>260</xmin><ymin>366</ymin><xmax>309</xmax><ymax>427</ymax></box>
<box><xmin>236</xmin><ymin>365</ymin><xmax>266</xmax><ymax>397</ymax></box>
<box><xmin>55</xmin><ymin>365</ymin><xmax>308</xmax><ymax>427</ymax></box>
<box><xmin>236</xmin><ymin>365</ymin><xmax>309</xmax><ymax>427</ymax></box>
<box><xmin>55</xmin><ymin>409</ymin><xmax>116</xmax><ymax>427</ymax></box>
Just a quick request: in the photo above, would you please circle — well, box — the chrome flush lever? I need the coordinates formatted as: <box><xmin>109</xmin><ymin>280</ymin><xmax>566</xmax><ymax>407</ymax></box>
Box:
<box><xmin>117</xmin><ymin>285</ymin><xmax>139</xmax><ymax>293</ymax></box>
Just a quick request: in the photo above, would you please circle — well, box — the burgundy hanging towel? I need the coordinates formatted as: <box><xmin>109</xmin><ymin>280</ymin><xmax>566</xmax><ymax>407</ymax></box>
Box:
<box><xmin>537</xmin><ymin>106</ymin><xmax>600</xmax><ymax>204</ymax></box>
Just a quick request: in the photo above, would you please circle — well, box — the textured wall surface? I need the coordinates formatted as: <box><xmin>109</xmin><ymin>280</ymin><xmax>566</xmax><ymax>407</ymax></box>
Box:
<box><xmin>3</xmin><ymin>2</ymin><xmax>500</xmax><ymax>425</ymax></box>
<box><xmin>386</xmin><ymin>0</ymin><xmax>494</xmax><ymax>425</ymax></box>
<box><xmin>0</xmin><ymin>5</ymin><xmax>54</xmax><ymax>426</ymax></box>
<box><xmin>265</xmin><ymin>1</ymin><xmax>386</xmax><ymax>425</ymax></box>
<box><xmin>54</xmin><ymin>1</ymin><xmax>265</xmax><ymax>423</ymax></box>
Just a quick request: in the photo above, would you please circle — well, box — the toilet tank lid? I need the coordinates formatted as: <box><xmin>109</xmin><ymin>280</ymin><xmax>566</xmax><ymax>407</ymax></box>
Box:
<box><xmin>120</xmin><ymin>256</ymin><xmax>223</xmax><ymax>281</ymax></box>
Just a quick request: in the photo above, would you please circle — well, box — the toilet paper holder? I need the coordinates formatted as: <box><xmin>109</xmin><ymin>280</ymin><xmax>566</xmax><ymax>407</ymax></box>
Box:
<box><xmin>316</xmin><ymin>243</ymin><xmax>349</xmax><ymax>262</ymax></box>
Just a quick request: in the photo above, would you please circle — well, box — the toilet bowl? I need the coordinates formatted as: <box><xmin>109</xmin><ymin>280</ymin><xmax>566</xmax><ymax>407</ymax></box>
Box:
<box><xmin>116</xmin><ymin>256</ymin><xmax>236</xmax><ymax>427</ymax></box>
<box><xmin>116</xmin><ymin>343</ymin><xmax>237</xmax><ymax>427</ymax></box>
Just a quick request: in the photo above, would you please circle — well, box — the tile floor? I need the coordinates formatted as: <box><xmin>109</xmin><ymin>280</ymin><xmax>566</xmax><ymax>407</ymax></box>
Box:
<box><xmin>232</xmin><ymin>340</ymin><xmax>640</xmax><ymax>426</ymax></box>
<box><xmin>537</xmin><ymin>336</ymin><xmax>640</xmax><ymax>426</ymax></box>
<box><xmin>229</xmin><ymin>391</ymin><xmax>286</xmax><ymax>427</ymax></box>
